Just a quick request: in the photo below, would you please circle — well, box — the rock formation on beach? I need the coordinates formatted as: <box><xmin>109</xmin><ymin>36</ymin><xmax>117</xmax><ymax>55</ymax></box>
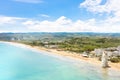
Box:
<box><xmin>102</xmin><ymin>51</ymin><xmax>109</xmax><ymax>68</ymax></box>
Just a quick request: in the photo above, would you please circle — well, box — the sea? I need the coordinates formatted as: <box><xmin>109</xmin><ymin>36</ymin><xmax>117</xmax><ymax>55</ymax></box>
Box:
<box><xmin>0</xmin><ymin>42</ymin><xmax>120</xmax><ymax>80</ymax></box>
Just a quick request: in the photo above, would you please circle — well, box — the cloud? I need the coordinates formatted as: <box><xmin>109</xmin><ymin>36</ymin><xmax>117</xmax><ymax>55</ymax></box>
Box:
<box><xmin>0</xmin><ymin>15</ymin><xmax>25</xmax><ymax>25</ymax></box>
<box><xmin>0</xmin><ymin>16</ymin><xmax>28</xmax><ymax>33</ymax></box>
<box><xmin>13</xmin><ymin>0</ymin><xmax>43</xmax><ymax>4</ymax></box>
<box><xmin>79</xmin><ymin>0</ymin><xmax>120</xmax><ymax>32</ymax></box>
<box><xmin>0</xmin><ymin>15</ymin><xmax>120</xmax><ymax>33</ymax></box>
<box><xmin>80</xmin><ymin>0</ymin><xmax>120</xmax><ymax>14</ymax></box>
<box><xmin>39</xmin><ymin>14</ymin><xmax>50</xmax><ymax>18</ymax></box>
<box><xmin>22</xmin><ymin>16</ymin><xmax>120</xmax><ymax>32</ymax></box>
<box><xmin>80</xmin><ymin>0</ymin><xmax>120</xmax><ymax>23</ymax></box>
<box><xmin>22</xmin><ymin>16</ymin><xmax>73</xmax><ymax>32</ymax></box>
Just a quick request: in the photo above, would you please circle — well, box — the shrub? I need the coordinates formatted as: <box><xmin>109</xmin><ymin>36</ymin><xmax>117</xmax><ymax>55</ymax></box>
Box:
<box><xmin>110</xmin><ymin>57</ymin><xmax>120</xmax><ymax>63</ymax></box>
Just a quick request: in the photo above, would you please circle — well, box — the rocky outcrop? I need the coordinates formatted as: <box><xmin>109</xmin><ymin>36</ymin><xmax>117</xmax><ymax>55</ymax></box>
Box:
<box><xmin>101</xmin><ymin>51</ymin><xmax>109</xmax><ymax>68</ymax></box>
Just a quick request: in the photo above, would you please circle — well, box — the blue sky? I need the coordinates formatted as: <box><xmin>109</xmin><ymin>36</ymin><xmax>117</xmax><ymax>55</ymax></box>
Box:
<box><xmin>0</xmin><ymin>0</ymin><xmax>86</xmax><ymax>20</ymax></box>
<box><xmin>0</xmin><ymin>0</ymin><xmax>120</xmax><ymax>33</ymax></box>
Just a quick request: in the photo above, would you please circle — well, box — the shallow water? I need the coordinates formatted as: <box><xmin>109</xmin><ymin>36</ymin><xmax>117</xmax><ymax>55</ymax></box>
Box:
<box><xmin>0</xmin><ymin>42</ymin><xmax>120</xmax><ymax>80</ymax></box>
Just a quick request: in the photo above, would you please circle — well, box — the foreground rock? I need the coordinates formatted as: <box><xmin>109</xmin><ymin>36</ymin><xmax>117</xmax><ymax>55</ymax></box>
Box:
<box><xmin>102</xmin><ymin>51</ymin><xmax>109</xmax><ymax>68</ymax></box>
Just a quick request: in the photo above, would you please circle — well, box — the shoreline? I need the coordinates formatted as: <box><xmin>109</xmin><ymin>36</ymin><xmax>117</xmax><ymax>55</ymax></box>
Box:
<box><xmin>1</xmin><ymin>41</ymin><xmax>120</xmax><ymax>71</ymax></box>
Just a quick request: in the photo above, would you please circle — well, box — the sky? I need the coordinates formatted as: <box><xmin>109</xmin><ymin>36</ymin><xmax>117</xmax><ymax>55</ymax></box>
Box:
<box><xmin>0</xmin><ymin>0</ymin><xmax>120</xmax><ymax>33</ymax></box>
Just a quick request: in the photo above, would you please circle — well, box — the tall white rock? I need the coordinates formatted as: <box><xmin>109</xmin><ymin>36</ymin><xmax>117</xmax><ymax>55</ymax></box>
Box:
<box><xmin>101</xmin><ymin>51</ymin><xmax>109</xmax><ymax>68</ymax></box>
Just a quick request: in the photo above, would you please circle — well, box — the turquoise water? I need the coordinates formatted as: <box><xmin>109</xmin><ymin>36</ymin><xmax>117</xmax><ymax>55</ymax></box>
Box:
<box><xmin>0</xmin><ymin>42</ymin><xmax>120</xmax><ymax>80</ymax></box>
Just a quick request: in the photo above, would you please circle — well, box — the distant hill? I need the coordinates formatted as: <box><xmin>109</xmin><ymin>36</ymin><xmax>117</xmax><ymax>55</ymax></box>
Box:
<box><xmin>0</xmin><ymin>32</ymin><xmax>120</xmax><ymax>41</ymax></box>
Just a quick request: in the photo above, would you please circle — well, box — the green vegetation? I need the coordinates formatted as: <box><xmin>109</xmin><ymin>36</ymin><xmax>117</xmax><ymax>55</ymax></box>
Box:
<box><xmin>17</xmin><ymin>37</ymin><xmax>120</xmax><ymax>53</ymax></box>
<box><xmin>1</xmin><ymin>33</ymin><xmax>120</xmax><ymax>53</ymax></box>
<box><xmin>55</xmin><ymin>37</ymin><xmax>120</xmax><ymax>53</ymax></box>
<box><xmin>110</xmin><ymin>57</ymin><xmax>120</xmax><ymax>63</ymax></box>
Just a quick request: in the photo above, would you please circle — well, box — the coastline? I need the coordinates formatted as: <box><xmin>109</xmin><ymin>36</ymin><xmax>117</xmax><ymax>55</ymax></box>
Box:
<box><xmin>1</xmin><ymin>41</ymin><xmax>120</xmax><ymax>71</ymax></box>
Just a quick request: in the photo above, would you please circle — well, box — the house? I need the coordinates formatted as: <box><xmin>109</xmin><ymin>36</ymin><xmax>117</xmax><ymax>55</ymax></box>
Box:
<box><xmin>94</xmin><ymin>49</ymin><xmax>104</xmax><ymax>56</ymax></box>
<box><xmin>82</xmin><ymin>51</ymin><xmax>89</xmax><ymax>57</ymax></box>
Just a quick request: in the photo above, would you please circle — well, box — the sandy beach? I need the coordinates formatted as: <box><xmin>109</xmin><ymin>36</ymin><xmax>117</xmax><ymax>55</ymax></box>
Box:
<box><xmin>1</xmin><ymin>41</ymin><xmax>120</xmax><ymax>71</ymax></box>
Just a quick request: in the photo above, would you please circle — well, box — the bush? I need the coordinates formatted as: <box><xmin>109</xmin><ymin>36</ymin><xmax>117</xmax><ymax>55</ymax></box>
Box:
<box><xmin>110</xmin><ymin>57</ymin><xmax>120</xmax><ymax>63</ymax></box>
